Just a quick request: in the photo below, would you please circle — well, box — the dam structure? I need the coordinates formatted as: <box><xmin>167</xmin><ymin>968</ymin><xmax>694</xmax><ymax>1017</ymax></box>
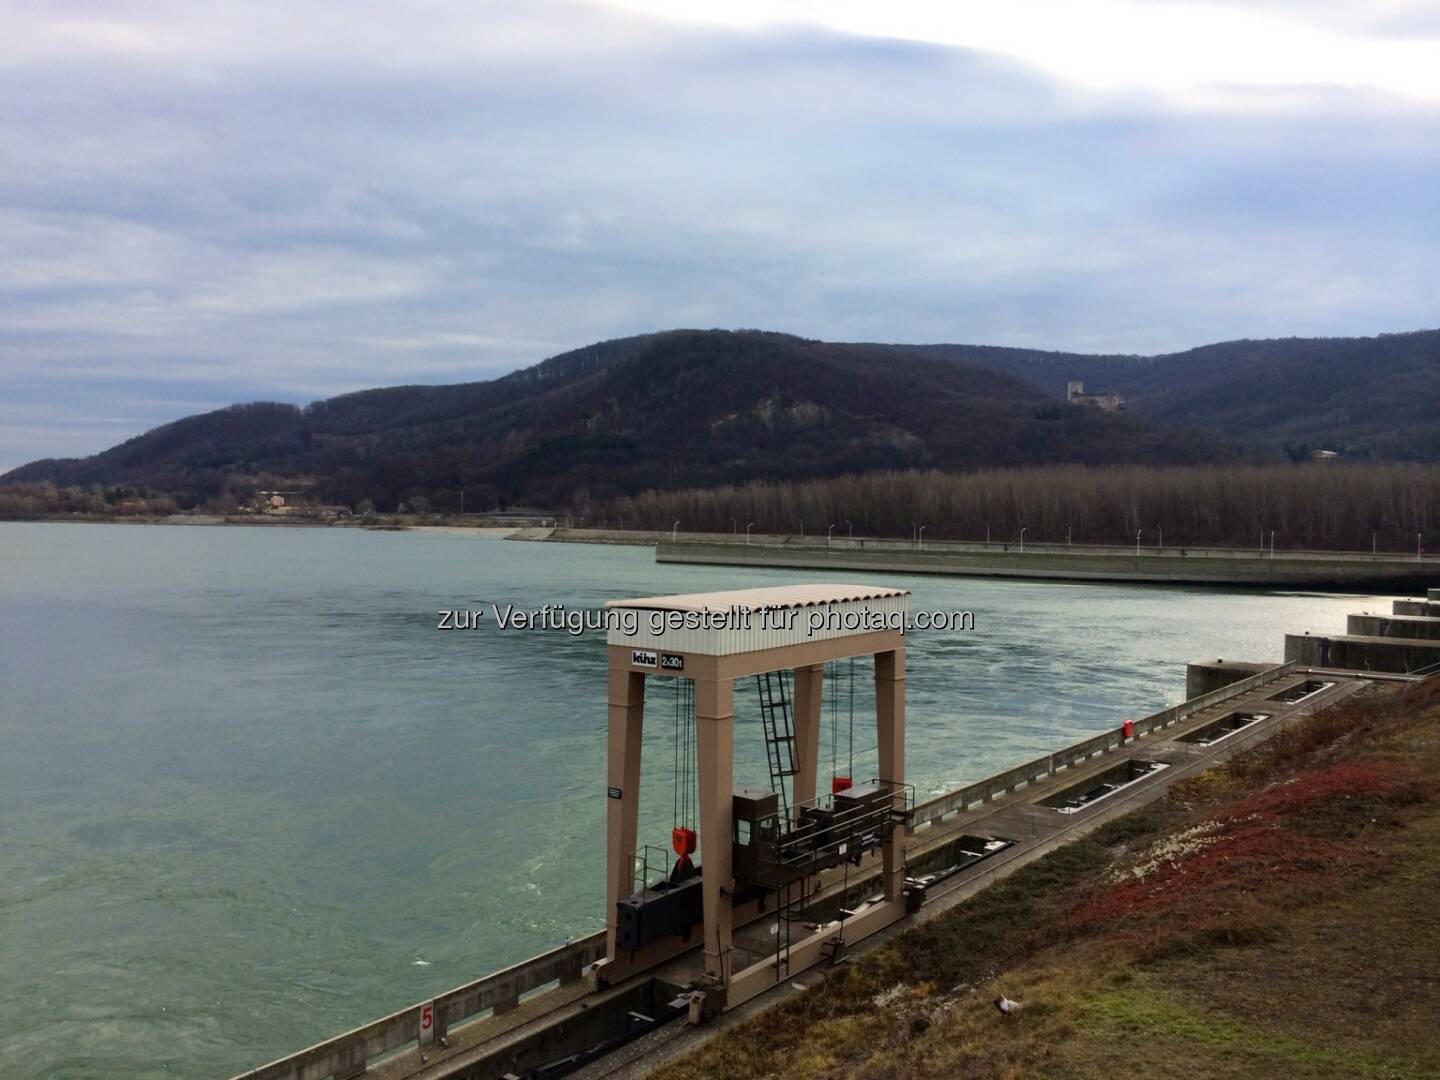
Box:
<box><xmin>236</xmin><ymin>583</ymin><xmax>1439</xmax><ymax>1080</ymax></box>
<box><xmin>1285</xmin><ymin>587</ymin><xmax>1440</xmax><ymax>673</ymax></box>
<box><xmin>651</xmin><ymin>536</ymin><xmax>1440</xmax><ymax>591</ymax></box>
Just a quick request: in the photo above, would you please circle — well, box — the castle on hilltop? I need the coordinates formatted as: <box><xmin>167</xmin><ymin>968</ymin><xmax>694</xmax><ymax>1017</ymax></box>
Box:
<box><xmin>1066</xmin><ymin>381</ymin><xmax>1125</xmax><ymax>411</ymax></box>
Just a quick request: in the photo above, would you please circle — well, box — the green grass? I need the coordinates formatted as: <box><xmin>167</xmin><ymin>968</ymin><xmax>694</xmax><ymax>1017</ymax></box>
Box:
<box><xmin>1081</xmin><ymin>982</ymin><xmax>1432</xmax><ymax>1079</ymax></box>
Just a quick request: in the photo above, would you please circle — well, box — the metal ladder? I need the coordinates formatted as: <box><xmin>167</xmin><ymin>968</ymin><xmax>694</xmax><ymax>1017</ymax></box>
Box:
<box><xmin>755</xmin><ymin>671</ymin><xmax>798</xmax><ymax>816</ymax></box>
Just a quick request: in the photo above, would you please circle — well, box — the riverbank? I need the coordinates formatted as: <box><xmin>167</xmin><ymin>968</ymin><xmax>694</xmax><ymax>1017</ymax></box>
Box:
<box><xmin>656</xmin><ymin>675</ymin><xmax>1440</xmax><ymax>1080</ymax></box>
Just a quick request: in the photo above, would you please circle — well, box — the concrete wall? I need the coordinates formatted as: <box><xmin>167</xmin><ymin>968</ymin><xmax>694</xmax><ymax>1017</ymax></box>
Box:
<box><xmin>1394</xmin><ymin>599</ymin><xmax>1440</xmax><ymax>617</ymax></box>
<box><xmin>1186</xmin><ymin>660</ymin><xmax>1272</xmax><ymax>698</ymax></box>
<box><xmin>1284</xmin><ymin>633</ymin><xmax>1440</xmax><ymax>673</ymax></box>
<box><xmin>1348</xmin><ymin>614</ymin><xmax>1440</xmax><ymax>641</ymax></box>
<box><xmin>656</xmin><ymin>541</ymin><xmax>1440</xmax><ymax>591</ymax></box>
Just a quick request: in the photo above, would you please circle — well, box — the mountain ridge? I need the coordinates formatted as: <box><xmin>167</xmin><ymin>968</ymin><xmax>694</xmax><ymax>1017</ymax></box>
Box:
<box><xmin>7</xmin><ymin>327</ymin><xmax>1437</xmax><ymax>510</ymax></box>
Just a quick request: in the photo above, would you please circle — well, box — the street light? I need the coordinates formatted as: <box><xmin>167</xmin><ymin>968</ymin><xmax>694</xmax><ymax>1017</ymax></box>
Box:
<box><xmin>911</xmin><ymin>520</ymin><xmax>919</xmax><ymax>547</ymax></box>
<box><xmin>1136</xmin><ymin>528</ymin><xmax>1142</xmax><ymax>555</ymax></box>
<box><xmin>846</xmin><ymin>519</ymin><xmax>853</xmax><ymax>539</ymax></box>
<box><xmin>827</xmin><ymin>523</ymin><xmax>835</xmax><ymax>547</ymax></box>
<box><xmin>1019</xmin><ymin>526</ymin><xmax>1027</xmax><ymax>552</ymax></box>
<box><xmin>1270</xmin><ymin>530</ymin><xmax>1276</xmax><ymax>558</ymax></box>
<box><xmin>671</xmin><ymin>520</ymin><xmax>680</xmax><ymax>541</ymax></box>
<box><xmin>985</xmin><ymin>522</ymin><xmax>991</xmax><ymax>545</ymax></box>
<box><xmin>1067</xmin><ymin>522</ymin><xmax>1072</xmax><ymax>548</ymax></box>
<box><xmin>918</xmin><ymin>525</ymin><xmax>927</xmax><ymax>549</ymax></box>
<box><xmin>746</xmin><ymin>521</ymin><xmax>755</xmax><ymax>544</ymax></box>
<box><xmin>1157</xmin><ymin>525</ymin><xmax>1163</xmax><ymax>552</ymax></box>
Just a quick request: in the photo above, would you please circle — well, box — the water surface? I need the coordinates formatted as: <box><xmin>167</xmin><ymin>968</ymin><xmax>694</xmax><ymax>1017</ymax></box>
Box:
<box><xmin>0</xmin><ymin>522</ymin><xmax>1373</xmax><ymax>1077</ymax></box>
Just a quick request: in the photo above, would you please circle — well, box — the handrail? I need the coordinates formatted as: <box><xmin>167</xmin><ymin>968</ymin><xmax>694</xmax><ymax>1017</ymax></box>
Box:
<box><xmin>234</xmin><ymin>932</ymin><xmax>605</xmax><ymax>1080</ymax></box>
<box><xmin>237</xmin><ymin>660</ymin><xmax>1298</xmax><ymax>1079</ymax></box>
<box><xmin>908</xmin><ymin>660</ymin><xmax>1299</xmax><ymax>830</ymax></box>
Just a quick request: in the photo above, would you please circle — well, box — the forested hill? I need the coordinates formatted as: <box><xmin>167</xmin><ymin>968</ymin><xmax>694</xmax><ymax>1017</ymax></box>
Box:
<box><xmin>3</xmin><ymin>330</ymin><xmax>1235</xmax><ymax>511</ymax></box>
<box><xmin>907</xmin><ymin>329</ymin><xmax>1440</xmax><ymax>461</ymax></box>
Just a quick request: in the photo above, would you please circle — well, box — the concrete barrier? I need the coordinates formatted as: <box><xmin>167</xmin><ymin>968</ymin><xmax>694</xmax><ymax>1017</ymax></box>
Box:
<box><xmin>1285</xmin><ymin>632</ymin><xmax>1440</xmax><ymax>673</ymax></box>
<box><xmin>1348</xmin><ymin>613</ymin><xmax>1440</xmax><ymax>641</ymax></box>
<box><xmin>1394</xmin><ymin>600</ymin><xmax>1440</xmax><ymax>617</ymax></box>
<box><xmin>655</xmin><ymin>540</ymin><xmax>1440</xmax><ymax>590</ymax></box>
<box><xmin>1185</xmin><ymin>660</ymin><xmax>1272</xmax><ymax>698</ymax></box>
<box><xmin>236</xmin><ymin>935</ymin><xmax>604</xmax><ymax>1080</ymax></box>
<box><xmin>907</xmin><ymin>661</ymin><xmax>1298</xmax><ymax>831</ymax></box>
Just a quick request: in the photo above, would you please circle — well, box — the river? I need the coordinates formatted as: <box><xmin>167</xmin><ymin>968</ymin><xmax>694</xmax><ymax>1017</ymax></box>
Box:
<box><xmin>0</xmin><ymin>522</ymin><xmax>1376</xmax><ymax>1077</ymax></box>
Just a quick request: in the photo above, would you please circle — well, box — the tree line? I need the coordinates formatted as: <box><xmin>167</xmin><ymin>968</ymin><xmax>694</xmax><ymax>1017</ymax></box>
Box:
<box><xmin>609</xmin><ymin>464</ymin><xmax>1440</xmax><ymax>552</ymax></box>
<box><xmin>0</xmin><ymin>482</ymin><xmax>179</xmax><ymax>520</ymax></box>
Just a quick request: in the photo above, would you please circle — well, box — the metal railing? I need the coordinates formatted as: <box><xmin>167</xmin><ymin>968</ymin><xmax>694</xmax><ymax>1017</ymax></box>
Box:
<box><xmin>907</xmin><ymin>660</ymin><xmax>1299</xmax><ymax>832</ymax></box>
<box><xmin>741</xmin><ymin>780</ymin><xmax>913</xmax><ymax>888</ymax></box>
<box><xmin>234</xmin><ymin>933</ymin><xmax>604</xmax><ymax>1080</ymax></box>
<box><xmin>659</xmin><ymin>536</ymin><xmax>1440</xmax><ymax>564</ymax></box>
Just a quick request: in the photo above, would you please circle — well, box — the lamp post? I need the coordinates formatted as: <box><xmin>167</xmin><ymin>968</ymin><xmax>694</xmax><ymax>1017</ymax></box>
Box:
<box><xmin>1258</xmin><ymin>526</ymin><xmax>1264</xmax><ymax>555</ymax></box>
<box><xmin>1420</xmin><ymin>533</ymin><xmax>1425</xmax><ymax>562</ymax></box>
<box><xmin>1067</xmin><ymin>523</ymin><xmax>1072</xmax><ymax>548</ymax></box>
<box><xmin>746</xmin><ymin>521</ymin><xmax>755</xmax><ymax>545</ymax></box>
<box><xmin>827</xmin><ymin>523</ymin><xmax>835</xmax><ymax>547</ymax></box>
<box><xmin>986</xmin><ymin>522</ymin><xmax>991</xmax><ymax>545</ymax></box>
<box><xmin>671</xmin><ymin>520</ymin><xmax>679</xmax><ymax>542</ymax></box>
<box><xmin>1136</xmin><ymin>528</ymin><xmax>1142</xmax><ymax>555</ymax></box>
<box><xmin>1270</xmin><ymin>530</ymin><xmax>1275</xmax><ymax>558</ymax></box>
<box><xmin>1373</xmin><ymin>531</ymin><xmax>1377</xmax><ymax>554</ymax></box>
<box><xmin>846</xmin><ymin>519</ymin><xmax>853</xmax><ymax>539</ymax></box>
<box><xmin>911</xmin><ymin>520</ymin><xmax>919</xmax><ymax>548</ymax></box>
<box><xmin>1157</xmin><ymin>525</ymin><xmax>1163</xmax><ymax>553</ymax></box>
<box><xmin>1019</xmin><ymin>526</ymin><xmax>1027</xmax><ymax>552</ymax></box>
<box><xmin>918</xmin><ymin>525</ymin><xmax>927</xmax><ymax>549</ymax></box>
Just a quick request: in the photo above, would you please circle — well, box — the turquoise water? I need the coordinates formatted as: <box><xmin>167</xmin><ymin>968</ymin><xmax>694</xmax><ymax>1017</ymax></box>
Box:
<box><xmin>0</xmin><ymin>522</ymin><xmax>1375</xmax><ymax>1077</ymax></box>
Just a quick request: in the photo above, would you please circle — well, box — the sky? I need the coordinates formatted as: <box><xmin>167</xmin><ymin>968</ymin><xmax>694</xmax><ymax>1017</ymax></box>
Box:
<box><xmin>2</xmin><ymin>0</ymin><xmax>1439</xmax><ymax>472</ymax></box>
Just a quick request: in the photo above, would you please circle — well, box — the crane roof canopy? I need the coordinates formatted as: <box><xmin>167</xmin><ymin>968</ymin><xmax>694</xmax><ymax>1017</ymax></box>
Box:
<box><xmin>604</xmin><ymin>583</ymin><xmax>910</xmax><ymax>657</ymax></box>
<box><xmin>604</xmin><ymin>583</ymin><xmax>907</xmax><ymax>612</ymax></box>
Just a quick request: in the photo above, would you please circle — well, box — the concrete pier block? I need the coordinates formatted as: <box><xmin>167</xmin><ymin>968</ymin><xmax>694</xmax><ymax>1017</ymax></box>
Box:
<box><xmin>1284</xmin><ymin>632</ymin><xmax>1440</xmax><ymax>673</ymax></box>
<box><xmin>1348</xmin><ymin>613</ymin><xmax>1440</xmax><ymax>641</ymax></box>
<box><xmin>1186</xmin><ymin>659</ymin><xmax>1270</xmax><ymax>699</ymax></box>
<box><xmin>1428</xmin><ymin>587</ymin><xmax>1440</xmax><ymax>601</ymax></box>
<box><xmin>1393</xmin><ymin>600</ymin><xmax>1440</xmax><ymax>617</ymax></box>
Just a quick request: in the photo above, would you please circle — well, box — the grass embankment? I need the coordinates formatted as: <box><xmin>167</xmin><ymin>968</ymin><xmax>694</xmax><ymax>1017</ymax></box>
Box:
<box><xmin>659</xmin><ymin>678</ymin><xmax>1440</xmax><ymax>1080</ymax></box>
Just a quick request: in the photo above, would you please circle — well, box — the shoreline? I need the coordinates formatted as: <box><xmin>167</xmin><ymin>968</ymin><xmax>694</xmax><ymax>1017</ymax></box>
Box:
<box><xmin>6</xmin><ymin>516</ymin><xmax>1438</xmax><ymax>577</ymax></box>
<box><xmin>653</xmin><ymin>537</ymin><xmax>1440</xmax><ymax>592</ymax></box>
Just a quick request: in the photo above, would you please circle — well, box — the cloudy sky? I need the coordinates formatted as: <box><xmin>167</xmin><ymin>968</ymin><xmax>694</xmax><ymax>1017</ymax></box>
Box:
<box><xmin>3</xmin><ymin>0</ymin><xmax>1439</xmax><ymax>471</ymax></box>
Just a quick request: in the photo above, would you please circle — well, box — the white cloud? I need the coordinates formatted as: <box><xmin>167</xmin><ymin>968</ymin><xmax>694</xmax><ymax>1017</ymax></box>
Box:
<box><xmin>600</xmin><ymin>0</ymin><xmax>1440</xmax><ymax>101</ymax></box>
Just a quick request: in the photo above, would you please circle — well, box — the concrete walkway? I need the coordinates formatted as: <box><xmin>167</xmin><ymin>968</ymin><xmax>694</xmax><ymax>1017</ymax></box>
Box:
<box><xmin>369</xmin><ymin>668</ymin><xmax>1377</xmax><ymax>1080</ymax></box>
